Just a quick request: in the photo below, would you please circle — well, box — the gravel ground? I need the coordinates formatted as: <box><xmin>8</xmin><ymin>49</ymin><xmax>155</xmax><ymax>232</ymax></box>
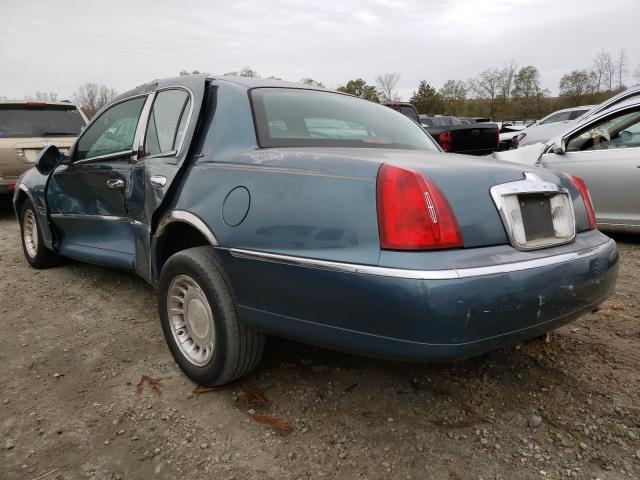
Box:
<box><xmin>1</xmin><ymin>200</ymin><xmax>639</xmax><ymax>480</ymax></box>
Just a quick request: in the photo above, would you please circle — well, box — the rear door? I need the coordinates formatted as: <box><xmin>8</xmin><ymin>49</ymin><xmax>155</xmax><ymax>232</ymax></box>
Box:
<box><xmin>127</xmin><ymin>76</ymin><xmax>206</xmax><ymax>278</ymax></box>
<box><xmin>541</xmin><ymin>105</ymin><xmax>640</xmax><ymax>228</ymax></box>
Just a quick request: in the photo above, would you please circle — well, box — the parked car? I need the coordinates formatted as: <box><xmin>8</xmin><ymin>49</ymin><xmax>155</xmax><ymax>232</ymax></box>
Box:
<box><xmin>420</xmin><ymin>114</ymin><xmax>499</xmax><ymax>155</ymax></box>
<box><xmin>15</xmin><ymin>75</ymin><xmax>619</xmax><ymax>386</ymax></box>
<box><xmin>383</xmin><ymin>103</ymin><xmax>498</xmax><ymax>155</ymax></box>
<box><xmin>502</xmin><ymin>106</ymin><xmax>593</xmax><ymax>150</ymax></box>
<box><xmin>0</xmin><ymin>100</ymin><xmax>87</xmax><ymax>197</ymax></box>
<box><xmin>514</xmin><ymin>87</ymin><xmax>640</xmax><ymax>148</ymax></box>
<box><xmin>494</xmin><ymin>94</ymin><xmax>640</xmax><ymax>233</ymax></box>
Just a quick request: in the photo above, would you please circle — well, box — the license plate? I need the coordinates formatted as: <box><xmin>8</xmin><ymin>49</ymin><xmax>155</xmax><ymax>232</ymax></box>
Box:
<box><xmin>518</xmin><ymin>194</ymin><xmax>555</xmax><ymax>241</ymax></box>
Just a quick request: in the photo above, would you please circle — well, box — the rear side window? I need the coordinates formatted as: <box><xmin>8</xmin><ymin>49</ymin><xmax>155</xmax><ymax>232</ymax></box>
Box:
<box><xmin>570</xmin><ymin>109</ymin><xmax>588</xmax><ymax>120</ymax></box>
<box><xmin>251</xmin><ymin>88</ymin><xmax>437</xmax><ymax>151</ymax></box>
<box><xmin>540</xmin><ymin>111</ymin><xmax>572</xmax><ymax>125</ymax></box>
<box><xmin>0</xmin><ymin>105</ymin><xmax>85</xmax><ymax>138</ymax></box>
<box><xmin>76</xmin><ymin>97</ymin><xmax>146</xmax><ymax>161</ymax></box>
<box><xmin>144</xmin><ymin>89</ymin><xmax>191</xmax><ymax>157</ymax></box>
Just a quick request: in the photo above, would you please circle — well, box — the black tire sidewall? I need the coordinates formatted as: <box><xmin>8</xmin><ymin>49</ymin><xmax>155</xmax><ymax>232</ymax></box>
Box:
<box><xmin>158</xmin><ymin>248</ymin><xmax>235</xmax><ymax>386</ymax></box>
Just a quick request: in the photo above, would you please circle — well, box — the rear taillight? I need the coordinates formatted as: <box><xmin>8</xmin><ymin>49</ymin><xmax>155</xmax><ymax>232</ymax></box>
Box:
<box><xmin>569</xmin><ymin>175</ymin><xmax>596</xmax><ymax>229</ymax></box>
<box><xmin>26</xmin><ymin>102</ymin><xmax>47</xmax><ymax>107</ymax></box>
<box><xmin>376</xmin><ymin>164</ymin><xmax>463</xmax><ymax>250</ymax></box>
<box><xmin>437</xmin><ymin>131</ymin><xmax>451</xmax><ymax>152</ymax></box>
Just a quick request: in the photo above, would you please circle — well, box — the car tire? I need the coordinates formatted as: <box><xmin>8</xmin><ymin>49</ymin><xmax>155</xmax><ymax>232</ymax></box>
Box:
<box><xmin>158</xmin><ymin>246</ymin><xmax>265</xmax><ymax>386</ymax></box>
<box><xmin>20</xmin><ymin>199</ymin><xmax>63</xmax><ymax>269</ymax></box>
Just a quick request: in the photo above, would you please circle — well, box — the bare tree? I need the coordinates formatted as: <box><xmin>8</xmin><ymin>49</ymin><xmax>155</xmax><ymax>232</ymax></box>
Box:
<box><xmin>469</xmin><ymin>68</ymin><xmax>501</xmax><ymax>118</ymax></box>
<box><xmin>634</xmin><ymin>66</ymin><xmax>640</xmax><ymax>85</ymax></box>
<box><xmin>224</xmin><ymin>67</ymin><xmax>259</xmax><ymax>77</ymax></box>
<box><xmin>37</xmin><ymin>92</ymin><xmax>59</xmax><ymax>102</ymax></box>
<box><xmin>592</xmin><ymin>50</ymin><xmax>615</xmax><ymax>91</ymax></box>
<box><xmin>615</xmin><ymin>49</ymin><xmax>628</xmax><ymax>90</ymax></box>
<box><xmin>375</xmin><ymin>73</ymin><xmax>400</xmax><ymax>102</ymax></box>
<box><xmin>72</xmin><ymin>82</ymin><xmax>118</xmax><ymax>119</ymax></box>
<box><xmin>498</xmin><ymin>60</ymin><xmax>518</xmax><ymax>102</ymax></box>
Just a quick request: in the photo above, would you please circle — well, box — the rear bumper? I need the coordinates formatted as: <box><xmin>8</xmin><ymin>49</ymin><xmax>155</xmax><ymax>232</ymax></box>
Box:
<box><xmin>222</xmin><ymin>234</ymin><xmax>619</xmax><ymax>361</ymax></box>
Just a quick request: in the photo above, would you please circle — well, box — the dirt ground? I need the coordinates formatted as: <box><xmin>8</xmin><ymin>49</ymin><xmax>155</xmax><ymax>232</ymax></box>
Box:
<box><xmin>1</xmin><ymin>200</ymin><xmax>639</xmax><ymax>480</ymax></box>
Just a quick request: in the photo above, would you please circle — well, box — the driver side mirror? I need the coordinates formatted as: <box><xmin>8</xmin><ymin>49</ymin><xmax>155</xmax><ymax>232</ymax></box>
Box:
<box><xmin>552</xmin><ymin>138</ymin><xmax>567</xmax><ymax>155</ymax></box>
<box><xmin>35</xmin><ymin>145</ymin><xmax>66</xmax><ymax>175</ymax></box>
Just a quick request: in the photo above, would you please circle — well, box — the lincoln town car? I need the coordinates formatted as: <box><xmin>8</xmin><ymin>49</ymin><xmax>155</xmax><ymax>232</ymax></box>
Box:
<box><xmin>14</xmin><ymin>75</ymin><xmax>619</xmax><ymax>386</ymax></box>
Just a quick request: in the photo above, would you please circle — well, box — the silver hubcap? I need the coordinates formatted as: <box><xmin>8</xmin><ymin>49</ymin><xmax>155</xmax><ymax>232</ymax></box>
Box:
<box><xmin>23</xmin><ymin>209</ymin><xmax>38</xmax><ymax>258</ymax></box>
<box><xmin>167</xmin><ymin>275</ymin><xmax>216</xmax><ymax>366</ymax></box>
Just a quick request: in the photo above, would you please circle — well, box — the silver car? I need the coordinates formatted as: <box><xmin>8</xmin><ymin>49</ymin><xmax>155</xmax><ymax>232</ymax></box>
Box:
<box><xmin>515</xmin><ymin>86</ymin><xmax>640</xmax><ymax>148</ymax></box>
<box><xmin>495</xmin><ymin>95</ymin><xmax>640</xmax><ymax>233</ymax></box>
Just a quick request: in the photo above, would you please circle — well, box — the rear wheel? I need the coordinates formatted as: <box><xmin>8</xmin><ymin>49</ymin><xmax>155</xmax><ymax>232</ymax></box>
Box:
<box><xmin>20</xmin><ymin>200</ymin><xmax>62</xmax><ymax>268</ymax></box>
<box><xmin>158</xmin><ymin>246</ymin><xmax>265</xmax><ymax>386</ymax></box>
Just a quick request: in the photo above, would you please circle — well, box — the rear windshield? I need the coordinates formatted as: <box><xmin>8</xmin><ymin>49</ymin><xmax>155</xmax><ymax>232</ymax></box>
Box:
<box><xmin>251</xmin><ymin>88</ymin><xmax>438</xmax><ymax>151</ymax></box>
<box><xmin>0</xmin><ymin>105</ymin><xmax>85</xmax><ymax>138</ymax></box>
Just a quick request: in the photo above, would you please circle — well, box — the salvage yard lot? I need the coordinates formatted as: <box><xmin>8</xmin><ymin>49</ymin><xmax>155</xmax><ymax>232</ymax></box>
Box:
<box><xmin>1</xmin><ymin>204</ymin><xmax>639</xmax><ymax>480</ymax></box>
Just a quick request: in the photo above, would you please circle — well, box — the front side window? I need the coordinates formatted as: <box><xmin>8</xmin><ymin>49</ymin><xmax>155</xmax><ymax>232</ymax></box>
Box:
<box><xmin>251</xmin><ymin>88</ymin><xmax>438</xmax><ymax>151</ymax></box>
<box><xmin>566</xmin><ymin>109</ymin><xmax>640</xmax><ymax>152</ymax></box>
<box><xmin>143</xmin><ymin>89</ymin><xmax>191</xmax><ymax>157</ymax></box>
<box><xmin>76</xmin><ymin>97</ymin><xmax>146</xmax><ymax>161</ymax></box>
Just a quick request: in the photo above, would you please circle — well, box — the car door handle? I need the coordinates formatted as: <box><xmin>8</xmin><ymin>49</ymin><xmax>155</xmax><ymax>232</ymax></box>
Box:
<box><xmin>106</xmin><ymin>178</ymin><xmax>125</xmax><ymax>190</ymax></box>
<box><xmin>149</xmin><ymin>175</ymin><xmax>167</xmax><ymax>188</ymax></box>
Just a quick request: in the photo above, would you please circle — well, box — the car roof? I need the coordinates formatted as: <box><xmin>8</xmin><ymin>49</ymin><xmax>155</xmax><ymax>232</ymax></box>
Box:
<box><xmin>579</xmin><ymin>85</ymin><xmax>640</xmax><ymax>122</ymax></box>
<box><xmin>558</xmin><ymin>105</ymin><xmax>594</xmax><ymax>112</ymax></box>
<box><xmin>114</xmin><ymin>74</ymin><xmax>330</xmax><ymax>103</ymax></box>
<box><xmin>0</xmin><ymin>100</ymin><xmax>80</xmax><ymax>107</ymax></box>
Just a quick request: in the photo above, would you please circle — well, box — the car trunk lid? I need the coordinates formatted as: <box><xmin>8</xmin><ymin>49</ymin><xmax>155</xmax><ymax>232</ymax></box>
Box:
<box><xmin>252</xmin><ymin>147</ymin><xmax>584</xmax><ymax>250</ymax></box>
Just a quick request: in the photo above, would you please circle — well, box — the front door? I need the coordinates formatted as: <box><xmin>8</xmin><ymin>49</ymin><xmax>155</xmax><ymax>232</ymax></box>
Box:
<box><xmin>47</xmin><ymin>95</ymin><xmax>150</xmax><ymax>269</ymax></box>
<box><xmin>541</xmin><ymin>106</ymin><xmax>640</xmax><ymax>229</ymax></box>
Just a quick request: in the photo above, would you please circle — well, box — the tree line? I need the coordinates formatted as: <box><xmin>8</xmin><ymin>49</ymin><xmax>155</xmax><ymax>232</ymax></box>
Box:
<box><xmin>17</xmin><ymin>82</ymin><xmax>118</xmax><ymax>119</ymax></box>
<box><xmin>336</xmin><ymin>49</ymin><xmax>638</xmax><ymax>121</ymax></box>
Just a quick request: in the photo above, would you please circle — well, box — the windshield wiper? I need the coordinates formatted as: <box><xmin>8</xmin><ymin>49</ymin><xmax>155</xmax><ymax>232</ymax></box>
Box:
<box><xmin>42</xmin><ymin>131</ymin><xmax>77</xmax><ymax>136</ymax></box>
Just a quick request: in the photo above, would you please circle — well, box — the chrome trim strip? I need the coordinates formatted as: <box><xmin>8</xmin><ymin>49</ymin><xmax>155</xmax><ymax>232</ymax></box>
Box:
<box><xmin>74</xmin><ymin>150</ymin><xmax>134</xmax><ymax>165</ymax></box>
<box><xmin>49</xmin><ymin>213</ymin><xmax>129</xmax><ymax>221</ymax></box>
<box><xmin>154</xmin><ymin>210</ymin><xmax>219</xmax><ymax>246</ymax></box>
<box><xmin>229</xmin><ymin>239</ymin><xmax>615</xmax><ymax>281</ymax></box>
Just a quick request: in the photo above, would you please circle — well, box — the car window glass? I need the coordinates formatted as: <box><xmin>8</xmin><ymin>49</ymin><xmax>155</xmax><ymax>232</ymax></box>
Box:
<box><xmin>566</xmin><ymin>109</ymin><xmax>640</xmax><ymax>152</ymax></box>
<box><xmin>0</xmin><ymin>105</ymin><xmax>85</xmax><ymax>138</ymax></box>
<box><xmin>303</xmin><ymin>118</ymin><xmax>369</xmax><ymax>139</ymax></box>
<box><xmin>570</xmin><ymin>109</ymin><xmax>588</xmax><ymax>120</ymax></box>
<box><xmin>251</xmin><ymin>88</ymin><xmax>438</xmax><ymax>151</ymax></box>
<box><xmin>144</xmin><ymin>90</ymin><xmax>191</xmax><ymax>157</ymax></box>
<box><xmin>540</xmin><ymin>111</ymin><xmax>572</xmax><ymax>125</ymax></box>
<box><xmin>76</xmin><ymin>97</ymin><xmax>146</xmax><ymax>161</ymax></box>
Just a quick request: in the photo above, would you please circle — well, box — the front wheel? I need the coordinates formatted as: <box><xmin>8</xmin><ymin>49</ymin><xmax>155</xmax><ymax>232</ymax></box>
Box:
<box><xmin>20</xmin><ymin>200</ymin><xmax>63</xmax><ymax>268</ymax></box>
<box><xmin>158</xmin><ymin>246</ymin><xmax>265</xmax><ymax>386</ymax></box>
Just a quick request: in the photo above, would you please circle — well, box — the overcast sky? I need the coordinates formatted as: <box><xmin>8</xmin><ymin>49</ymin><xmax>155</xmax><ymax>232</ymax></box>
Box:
<box><xmin>2</xmin><ymin>0</ymin><xmax>639</xmax><ymax>101</ymax></box>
